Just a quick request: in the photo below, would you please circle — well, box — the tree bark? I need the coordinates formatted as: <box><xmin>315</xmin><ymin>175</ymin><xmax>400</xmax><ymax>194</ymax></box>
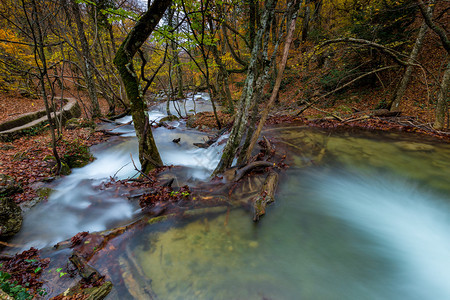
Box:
<box><xmin>71</xmin><ymin>0</ymin><xmax>101</xmax><ymax>117</ymax></box>
<box><xmin>416</xmin><ymin>0</ymin><xmax>450</xmax><ymax>130</ymax></box>
<box><xmin>114</xmin><ymin>0</ymin><xmax>171</xmax><ymax>173</ymax></box>
<box><xmin>389</xmin><ymin>2</ymin><xmax>434</xmax><ymax>111</ymax></box>
<box><xmin>242</xmin><ymin>0</ymin><xmax>300</xmax><ymax>164</ymax></box>
<box><xmin>434</xmin><ymin>61</ymin><xmax>450</xmax><ymax>130</ymax></box>
<box><xmin>213</xmin><ymin>0</ymin><xmax>278</xmax><ymax>175</ymax></box>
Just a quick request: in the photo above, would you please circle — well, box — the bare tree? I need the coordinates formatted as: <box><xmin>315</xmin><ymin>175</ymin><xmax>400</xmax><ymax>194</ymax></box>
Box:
<box><xmin>23</xmin><ymin>0</ymin><xmax>62</xmax><ymax>174</ymax></box>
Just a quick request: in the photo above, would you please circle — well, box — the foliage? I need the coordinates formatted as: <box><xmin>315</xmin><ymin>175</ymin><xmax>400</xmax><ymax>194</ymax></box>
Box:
<box><xmin>332</xmin><ymin>0</ymin><xmax>417</xmax><ymax>47</ymax></box>
<box><xmin>0</xmin><ymin>248</ymin><xmax>49</xmax><ymax>299</ymax></box>
<box><xmin>0</xmin><ymin>270</ymin><xmax>32</xmax><ymax>300</ymax></box>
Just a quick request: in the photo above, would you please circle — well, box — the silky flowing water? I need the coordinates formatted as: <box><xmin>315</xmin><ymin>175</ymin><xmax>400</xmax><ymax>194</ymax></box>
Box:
<box><xmin>120</xmin><ymin>127</ymin><xmax>450</xmax><ymax>300</ymax></box>
<box><xmin>7</xmin><ymin>93</ymin><xmax>224</xmax><ymax>251</ymax></box>
<box><xmin>5</xmin><ymin>95</ymin><xmax>450</xmax><ymax>299</ymax></box>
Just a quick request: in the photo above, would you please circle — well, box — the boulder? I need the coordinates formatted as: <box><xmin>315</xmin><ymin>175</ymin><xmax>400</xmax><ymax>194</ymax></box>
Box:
<box><xmin>0</xmin><ymin>197</ymin><xmax>22</xmax><ymax>237</ymax></box>
<box><xmin>65</xmin><ymin>118</ymin><xmax>95</xmax><ymax>130</ymax></box>
<box><xmin>0</xmin><ymin>174</ymin><xmax>22</xmax><ymax>197</ymax></box>
<box><xmin>159</xmin><ymin>115</ymin><xmax>179</xmax><ymax>123</ymax></box>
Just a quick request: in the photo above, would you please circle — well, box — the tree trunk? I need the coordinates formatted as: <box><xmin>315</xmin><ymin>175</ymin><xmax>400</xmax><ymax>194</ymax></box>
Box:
<box><xmin>242</xmin><ymin>0</ymin><xmax>300</xmax><ymax>164</ymax></box>
<box><xmin>168</xmin><ymin>7</ymin><xmax>184</xmax><ymax>99</ymax></box>
<box><xmin>209</xmin><ymin>19</ymin><xmax>233</xmax><ymax>111</ymax></box>
<box><xmin>434</xmin><ymin>60</ymin><xmax>450</xmax><ymax>130</ymax></box>
<box><xmin>389</xmin><ymin>2</ymin><xmax>434</xmax><ymax>111</ymax></box>
<box><xmin>301</xmin><ymin>0</ymin><xmax>311</xmax><ymax>41</ymax></box>
<box><xmin>213</xmin><ymin>0</ymin><xmax>278</xmax><ymax>175</ymax></box>
<box><xmin>71</xmin><ymin>0</ymin><xmax>101</xmax><ymax>117</ymax></box>
<box><xmin>108</xmin><ymin>24</ymin><xmax>129</xmax><ymax>107</ymax></box>
<box><xmin>114</xmin><ymin>0</ymin><xmax>171</xmax><ymax>173</ymax></box>
<box><xmin>416</xmin><ymin>0</ymin><xmax>450</xmax><ymax>129</ymax></box>
<box><xmin>27</xmin><ymin>0</ymin><xmax>62</xmax><ymax>174</ymax></box>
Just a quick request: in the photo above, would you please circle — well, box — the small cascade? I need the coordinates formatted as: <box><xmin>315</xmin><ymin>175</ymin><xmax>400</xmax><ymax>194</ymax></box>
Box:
<box><xmin>6</xmin><ymin>94</ymin><xmax>224</xmax><ymax>252</ymax></box>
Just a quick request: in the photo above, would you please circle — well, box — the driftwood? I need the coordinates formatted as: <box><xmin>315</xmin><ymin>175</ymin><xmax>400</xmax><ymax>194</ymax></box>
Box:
<box><xmin>69</xmin><ymin>254</ymin><xmax>102</xmax><ymax>283</ymax></box>
<box><xmin>252</xmin><ymin>171</ymin><xmax>279</xmax><ymax>222</ymax></box>
<box><xmin>56</xmin><ymin>279</ymin><xmax>113</xmax><ymax>300</ymax></box>
<box><xmin>307</xmin><ymin>108</ymin><xmax>402</xmax><ymax>123</ymax></box>
<box><xmin>96</xmin><ymin>129</ymin><xmax>124</xmax><ymax>136</ymax></box>
<box><xmin>193</xmin><ymin>127</ymin><xmax>229</xmax><ymax>148</ymax></box>
<box><xmin>108</xmin><ymin>109</ymin><xmax>131</xmax><ymax>121</ymax></box>
<box><xmin>234</xmin><ymin>161</ymin><xmax>274</xmax><ymax>182</ymax></box>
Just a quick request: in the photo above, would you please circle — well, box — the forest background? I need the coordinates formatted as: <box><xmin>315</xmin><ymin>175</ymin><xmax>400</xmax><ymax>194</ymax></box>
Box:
<box><xmin>0</xmin><ymin>0</ymin><xmax>449</xmax><ymax>196</ymax></box>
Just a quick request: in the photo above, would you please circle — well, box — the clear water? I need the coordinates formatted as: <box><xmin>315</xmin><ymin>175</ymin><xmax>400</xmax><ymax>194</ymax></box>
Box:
<box><xmin>6</xmin><ymin>99</ymin><xmax>450</xmax><ymax>300</ymax></box>
<box><xmin>118</xmin><ymin>128</ymin><xmax>450</xmax><ymax>300</ymax></box>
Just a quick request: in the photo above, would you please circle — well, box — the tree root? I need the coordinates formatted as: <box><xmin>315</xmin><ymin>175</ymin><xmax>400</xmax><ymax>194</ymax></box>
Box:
<box><xmin>252</xmin><ymin>170</ymin><xmax>279</xmax><ymax>222</ymax></box>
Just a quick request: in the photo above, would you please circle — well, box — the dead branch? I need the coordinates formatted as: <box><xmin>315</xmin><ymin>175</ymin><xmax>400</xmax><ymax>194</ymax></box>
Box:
<box><xmin>130</xmin><ymin>153</ymin><xmax>155</xmax><ymax>182</ymax></box>
<box><xmin>69</xmin><ymin>253</ymin><xmax>102</xmax><ymax>283</ymax></box>
<box><xmin>296</xmin><ymin>65</ymin><xmax>398</xmax><ymax>116</ymax></box>
<box><xmin>252</xmin><ymin>170</ymin><xmax>279</xmax><ymax>222</ymax></box>
<box><xmin>318</xmin><ymin>38</ymin><xmax>410</xmax><ymax>66</ymax></box>
<box><xmin>234</xmin><ymin>161</ymin><xmax>275</xmax><ymax>182</ymax></box>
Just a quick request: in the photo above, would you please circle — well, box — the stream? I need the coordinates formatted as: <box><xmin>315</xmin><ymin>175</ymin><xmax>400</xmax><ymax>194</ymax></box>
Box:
<box><xmin>5</xmin><ymin>94</ymin><xmax>450</xmax><ymax>299</ymax></box>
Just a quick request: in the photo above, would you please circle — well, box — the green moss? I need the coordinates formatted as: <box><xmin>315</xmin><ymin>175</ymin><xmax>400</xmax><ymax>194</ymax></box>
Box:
<box><xmin>61</xmin><ymin>140</ymin><xmax>94</xmax><ymax>169</ymax></box>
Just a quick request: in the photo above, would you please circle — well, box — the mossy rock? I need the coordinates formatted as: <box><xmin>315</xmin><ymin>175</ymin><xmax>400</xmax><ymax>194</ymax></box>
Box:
<box><xmin>65</xmin><ymin>118</ymin><xmax>81</xmax><ymax>130</ymax></box>
<box><xmin>60</xmin><ymin>161</ymin><xmax>71</xmax><ymax>175</ymax></box>
<box><xmin>65</xmin><ymin>118</ymin><xmax>96</xmax><ymax>130</ymax></box>
<box><xmin>63</xmin><ymin>154</ymin><xmax>92</xmax><ymax>169</ymax></box>
<box><xmin>0</xmin><ymin>174</ymin><xmax>22</xmax><ymax>197</ymax></box>
<box><xmin>159</xmin><ymin>115</ymin><xmax>179</xmax><ymax>123</ymax></box>
<box><xmin>0</xmin><ymin>197</ymin><xmax>22</xmax><ymax>237</ymax></box>
<box><xmin>62</xmin><ymin>141</ymin><xmax>94</xmax><ymax>169</ymax></box>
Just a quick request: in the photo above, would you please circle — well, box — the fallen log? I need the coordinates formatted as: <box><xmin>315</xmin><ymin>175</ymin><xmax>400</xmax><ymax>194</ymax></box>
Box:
<box><xmin>234</xmin><ymin>161</ymin><xmax>274</xmax><ymax>182</ymax></box>
<box><xmin>69</xmin><ymin>254</ymin><xmax>102</xmax><ymax>283</ymax></box>
<box><xmin>54</xmin><ymin>280</ymin><xmax>113</xmax><ymax>300</ymax></box>
<box><xmin>193</xmin><ymin>127</ymin><xmax>229</xmax><ymax>148</ymax></box>
<box><xmin>252</xmin><ymin>171</ymin><xmax>278</xmax><ymax>222</ymax></box>
<box><xmin>95</xmin><ymin>129</ymin><xmax>124</xmax><ymax>136</ymax></box>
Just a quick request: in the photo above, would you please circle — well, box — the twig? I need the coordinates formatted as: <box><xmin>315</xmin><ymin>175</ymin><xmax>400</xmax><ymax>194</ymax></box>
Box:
<box><xmin>113</xmin><ymin>162</ymin><xmax>131</xmax><ymax>179</ymax></box>
<box><xmin>130</xmin><ymin>153</ymin><xmax>154</xmax><ymax>182</ymax></box>
<box><xmin>0</xmin><ymin>240</ymin><xmax>22</xmax><ymax>248</ymax></box>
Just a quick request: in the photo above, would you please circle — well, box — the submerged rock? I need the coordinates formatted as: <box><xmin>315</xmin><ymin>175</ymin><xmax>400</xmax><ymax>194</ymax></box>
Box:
<box><xmin>394</xmin><ymin>141</ymin><xmax>435</xmax><ymax>152</ymax></box>
<box><xmin>159</xmin><ymin>115</ymin><xmax>179</xmax><ymax>123</ymax></box>
<box><xmin>0</xmin><ymin>197</ymin><xmax>22</xmax><ymax>237</ymax></box>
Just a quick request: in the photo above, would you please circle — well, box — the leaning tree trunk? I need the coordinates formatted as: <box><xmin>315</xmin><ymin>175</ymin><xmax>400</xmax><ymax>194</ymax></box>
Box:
<box><xmin>389</xmin><ymin>2</ymin><xmax>434</xmax><ymax>111</ymax></box>
<box><xmin>27</xmin><ymin>0</ymin><xmax>62</xmax><ymax>174</ymax></box>
<box><xmin>114</xmin><ymin>0</ymin><xmax>171</xmax><ymax>173</ymax></box>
